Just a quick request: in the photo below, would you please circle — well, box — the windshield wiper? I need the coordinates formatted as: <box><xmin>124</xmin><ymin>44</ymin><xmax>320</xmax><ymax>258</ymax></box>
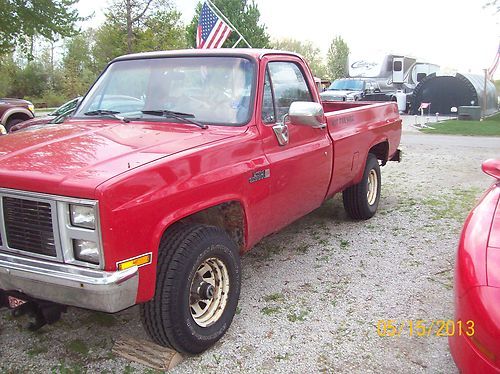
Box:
<box><xmin>141</xmin><ymin>110</ymin><xmax>208</xmax><ymax>129</ymax></box>
<box><xmin>84</xmin><ymin>110</ymin><xmax>130</xmax><ymax>123</ymax></box>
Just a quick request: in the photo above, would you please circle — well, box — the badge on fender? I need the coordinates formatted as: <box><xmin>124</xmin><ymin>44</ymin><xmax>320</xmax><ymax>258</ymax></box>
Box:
<box><xmin>249</xmin><ymin>169</ymin><xmax>270</xmax><ymax>183</ymax></box>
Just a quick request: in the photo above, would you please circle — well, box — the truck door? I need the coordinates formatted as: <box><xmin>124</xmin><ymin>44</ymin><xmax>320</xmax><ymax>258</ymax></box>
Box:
<box><xmin>258</xmin><ymin>56</ymin><xmax>332</xmax><ymax>231</ymax></box>
<box><xmin>392</xmin><ymin>57</ymin><xmax>405</xmax><ymax>84</ymax></box>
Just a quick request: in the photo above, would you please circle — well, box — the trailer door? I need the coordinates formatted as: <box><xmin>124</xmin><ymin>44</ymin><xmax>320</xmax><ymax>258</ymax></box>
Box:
<box><xmin>392</xmin><ymin>57</ymin><xmax>405</xmax><ymax>84</ymax></box>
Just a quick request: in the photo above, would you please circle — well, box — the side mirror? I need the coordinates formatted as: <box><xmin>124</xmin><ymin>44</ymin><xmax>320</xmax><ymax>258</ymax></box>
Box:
<box><xmin>288</xmin><ymin>101</ymin><xmax>324</xmax><ymax>128</ymax></box>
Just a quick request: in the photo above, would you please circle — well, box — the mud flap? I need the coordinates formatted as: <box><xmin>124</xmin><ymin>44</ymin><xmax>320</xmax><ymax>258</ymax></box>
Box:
<box><xmin>390</xmin><ymin>149</ymin><xmax>402</xmax><ymax>162</ymax></box>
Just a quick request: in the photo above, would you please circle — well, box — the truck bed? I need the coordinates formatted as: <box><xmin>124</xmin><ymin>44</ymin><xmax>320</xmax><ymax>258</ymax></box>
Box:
<box><xmin>322</xmin><ymin>101</ymin><xmax>402</xmax><ymax>198</ymax></box>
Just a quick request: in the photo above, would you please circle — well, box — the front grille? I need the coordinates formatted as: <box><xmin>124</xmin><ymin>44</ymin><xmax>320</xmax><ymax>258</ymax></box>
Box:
<box><xmin>2</xmin><ymin>197</ymin><xmax>56</xmax><ymax>257</ymax></box>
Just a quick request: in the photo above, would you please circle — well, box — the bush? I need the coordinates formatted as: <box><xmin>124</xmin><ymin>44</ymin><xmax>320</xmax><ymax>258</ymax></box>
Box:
<box><xmin>40</xmin><ymin>91</ymin><xmax>69</xmax><ymax>107</ymax></box>
<box><xmin>25</xmin><ymin>91</ymin><xmax>70</xmax><ymax>109</ymax></box>
<box><xmin>9</xmin><ymin>62</ymin><xmax>49</xmax><ymax>98</ymax></box>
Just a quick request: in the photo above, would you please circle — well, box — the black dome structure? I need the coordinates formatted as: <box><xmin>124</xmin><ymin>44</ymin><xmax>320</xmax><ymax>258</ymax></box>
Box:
<box><xmin>411</xmin><ymin>73</ymin><xmax>498</xmax><ymax>115</ymax></box>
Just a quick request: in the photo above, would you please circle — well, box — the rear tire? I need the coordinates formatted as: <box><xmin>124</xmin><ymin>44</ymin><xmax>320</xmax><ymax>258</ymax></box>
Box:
<box><xmin>342</xmin><ymin>153</ymin><xmax>381</xmax><ymax>219</ymax></box>
<box><xmin>140</xmin><ymin>223</ymin><xmax>241</xmax><ymax>354</ymax></box>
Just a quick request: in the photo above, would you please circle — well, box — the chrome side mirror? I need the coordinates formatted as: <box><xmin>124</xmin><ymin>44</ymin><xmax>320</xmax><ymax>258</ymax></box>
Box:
<box><xmin>288</xmin><ymin>101</ymin><xmax>325</xmax><ymax>128</ymax></box>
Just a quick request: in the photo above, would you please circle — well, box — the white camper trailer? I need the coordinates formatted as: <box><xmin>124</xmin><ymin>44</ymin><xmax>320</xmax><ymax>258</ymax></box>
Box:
<box><xmin>349</xmin><ymin>54</ymin><xmax>439</xmax><ymax>87</ymax></box>
<box><xmin>348</xmin><ymin>53</ymin><xmax>440</xmax><ymax>111</ymax></box>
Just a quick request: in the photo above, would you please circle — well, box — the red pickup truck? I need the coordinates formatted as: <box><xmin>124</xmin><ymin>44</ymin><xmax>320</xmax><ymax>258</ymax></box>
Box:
<box><xmin>0</xmin><ymin>49</ymin><xmax>401</xmax><ymax>354</ymax></box>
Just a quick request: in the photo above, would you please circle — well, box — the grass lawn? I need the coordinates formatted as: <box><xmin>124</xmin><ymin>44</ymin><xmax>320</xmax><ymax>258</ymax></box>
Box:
<box><xmin>420</xmin><ymin>112</ymin><xmax>500</xmax><ymax>136</ymax></box>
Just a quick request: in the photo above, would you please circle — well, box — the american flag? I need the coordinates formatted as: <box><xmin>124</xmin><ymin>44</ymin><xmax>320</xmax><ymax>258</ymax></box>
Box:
<box><xmin>487</xmin><ymin>42</ymin><xmax>500</xmax><ymax>78</ymax></box>
<box><xmin>196</xmin><ymin>2</ymin><xmax>232</xmax><ymax>49</ymax></box>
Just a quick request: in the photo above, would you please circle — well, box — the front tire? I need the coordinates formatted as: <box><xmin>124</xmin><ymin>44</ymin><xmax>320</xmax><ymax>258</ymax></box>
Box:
<box><xmin>342</xmin><ymin>153</ymin><xmax>381</xmax><ymax>219</ymax></box>
<box><xmin>140</xmin><ymin>223</ymin><xmax>241</xmax><ymax>354</ymax></box>
<box><xmin>6</xmin><ymin>118</ymin><xmax>24</xmax><ymax>132</ymax></box>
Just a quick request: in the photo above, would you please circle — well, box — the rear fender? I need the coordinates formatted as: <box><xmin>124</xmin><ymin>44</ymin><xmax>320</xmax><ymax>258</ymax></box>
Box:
<box><xmin>353</xmin><ymin>139</ymin><xmax>388</xmax><ymax>185</ymax></box>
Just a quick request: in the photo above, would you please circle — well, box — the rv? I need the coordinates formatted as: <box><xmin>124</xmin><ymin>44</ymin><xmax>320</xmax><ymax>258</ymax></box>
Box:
<box><xmin>348</xmin><ymin>54</ymin><xmax>439</xmax><ymax>111</ymax></box>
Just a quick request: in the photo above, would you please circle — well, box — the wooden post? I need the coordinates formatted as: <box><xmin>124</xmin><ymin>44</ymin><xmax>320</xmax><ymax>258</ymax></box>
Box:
<box><xmin>113</xmin><ymin>336</ymin><xmax>183</xmax><ymax>371</ymax></box>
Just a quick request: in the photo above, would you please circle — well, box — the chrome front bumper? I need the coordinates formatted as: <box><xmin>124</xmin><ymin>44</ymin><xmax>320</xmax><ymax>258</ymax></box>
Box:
<box><xmin>0</xmin><ymin>252</ymin><xmax>138</xmax><ymax>313</ymax></box>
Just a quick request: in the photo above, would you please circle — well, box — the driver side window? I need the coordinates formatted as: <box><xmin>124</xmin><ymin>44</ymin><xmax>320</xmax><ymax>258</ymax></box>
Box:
<box><xmin>262</xmin><ymin>61</ymin><xmax>313</xmax><ymax>124</ymax></box>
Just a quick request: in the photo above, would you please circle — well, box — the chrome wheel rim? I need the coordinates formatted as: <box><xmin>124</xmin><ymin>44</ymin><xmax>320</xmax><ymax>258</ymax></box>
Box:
<box><xmin>367</xmin><ymin>169</ymin><xmax>378</xmax><ymax>206</ymax></box>
<box><xmin>189</xmin><ymin>257</ymin><xmax>229</xmax><ymax>327</ymax></box>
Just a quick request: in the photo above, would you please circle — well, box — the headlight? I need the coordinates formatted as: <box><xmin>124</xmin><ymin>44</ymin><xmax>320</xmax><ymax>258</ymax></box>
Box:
<box><xmin>73</xmin><ymin>239</ymin><xmax>100</xmax><ymax>264</ymax></box>
<box><xmin>70</xmin><ymin>204</ymin><xmax>95</xmax><ymax>229</ymax></box>
<box><xmin>27</xmin><ymin>104</ymin><xmax>35</xmax><ymax>114</ymax></box>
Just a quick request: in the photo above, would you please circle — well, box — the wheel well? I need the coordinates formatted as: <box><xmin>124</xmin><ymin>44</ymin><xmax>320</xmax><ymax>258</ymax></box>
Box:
<box><xmin>175</xmin><ymin>201</ymin><xmax>245</xmax><ymax>250</ymax></box>
<box><xmin>369</xmin><ymin>141</ymin><xmax>389</xmax><ymax>165</ymax></box>
<box><xmin>6</xmin><ymin>112</ymin><xmax>31</xmax><ymax>124</ymax></box>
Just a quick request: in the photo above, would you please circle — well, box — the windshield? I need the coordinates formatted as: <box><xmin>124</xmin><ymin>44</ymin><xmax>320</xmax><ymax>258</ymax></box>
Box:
<box><xmin>328</xmin><ymin>79</ymin><xmax>364</xmax><ymax>91</ymax></box>
<box><xmin>74</xmin><ymin>56</ymin><xmax>255</xmax><ymax>126</ymax></box>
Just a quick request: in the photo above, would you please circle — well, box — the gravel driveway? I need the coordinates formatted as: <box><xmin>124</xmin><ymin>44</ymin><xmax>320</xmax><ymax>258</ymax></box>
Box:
<box><xmin>1</xmin><ymin>129</ymin><xmax>498</xmax><ymax>373</ymax></box>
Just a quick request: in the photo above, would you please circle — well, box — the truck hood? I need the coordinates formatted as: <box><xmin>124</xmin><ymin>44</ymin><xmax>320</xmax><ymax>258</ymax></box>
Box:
<box><xmin>0</xmin><ymin>120</ymin><xmax>245</xmax><ymax>198</ymax></box>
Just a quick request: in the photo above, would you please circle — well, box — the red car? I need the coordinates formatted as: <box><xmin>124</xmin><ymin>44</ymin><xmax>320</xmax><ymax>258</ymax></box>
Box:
<box><xmin>450</xmin><ymin>159</ymin><xmax>500</xmax><ymax>373</ymax></box>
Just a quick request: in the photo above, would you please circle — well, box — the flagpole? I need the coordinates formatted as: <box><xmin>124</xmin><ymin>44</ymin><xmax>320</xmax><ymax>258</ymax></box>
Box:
<box><xmin>206</xmin><ymin>0</ymin><xmax>252</xmax><ymax>48</ymax></box>
<box><xmin>232</xmin><ymin>36</ymin><xmax>243</xmax><ymax>48</ymax></box>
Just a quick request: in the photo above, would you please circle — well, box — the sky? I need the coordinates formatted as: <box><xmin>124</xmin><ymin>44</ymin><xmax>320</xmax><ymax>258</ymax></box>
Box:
<box><xmin>76</xmin><ymin>0</ymin><xmax>500</xmax><ymax>79</ymax></box>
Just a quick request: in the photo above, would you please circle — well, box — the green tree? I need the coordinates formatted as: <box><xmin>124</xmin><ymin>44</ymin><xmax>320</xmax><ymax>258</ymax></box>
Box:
<box><xmin>272</xmin><ymin>38</ymin><xmax>327</xmax><ymax>78</ymax></box>
<box><xmin>93</xmin><ymin>0</ymin><xmax>186</xmax><ymax>70</ymax></box>
<box><xmin>326</xmin><ymin>36</ymin><xmax>349</xmax><ymax>80</ymax></box>
<box><xmin>136</xmin><ymin>9</ymin><xmax>187</xmax><ymax>52</ymax></box>
<box><xmin>0</xmin><ymin>55</ymin><xmax>18</xmax><ymax>97</ymax></box>
<box><xmin>107</xmin><ymin>0</ymin><xmax>155</xmax><ymax>53</ymax></box>
<box><xmin>61</xmin><ymin>31</ymin><xmax>97</xmax><ymax>98</ymax></box>
<box><xmin>0</xmin><ymin>0</ymin><xmax>81</xmax><ymax>56</ymax></box>
<box><xmin>186</xmin><ymin>0</ymin><xmax>270</xmax><ymax>48</ymax></box>
<box><xmin>105</xmin><ymin>0</ymin><xmax>185</xmax><ymax>54</ymax></box>
<box><xmin>93</xmin><ymin>23</ymin><xmax>128</xmax><ymax>71</ymax></box>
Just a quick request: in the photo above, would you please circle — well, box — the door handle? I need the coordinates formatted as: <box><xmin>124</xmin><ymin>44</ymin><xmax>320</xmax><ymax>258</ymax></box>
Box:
<box><xmin>272</xmin><ymin>122</ymin><xmax>289</xmax><ymax>146</ymax></box>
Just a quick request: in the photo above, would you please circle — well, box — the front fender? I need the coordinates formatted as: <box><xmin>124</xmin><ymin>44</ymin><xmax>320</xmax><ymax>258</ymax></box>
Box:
<box><xmin>95</xmin><ymin>126</ymin><xmax>269</xmax><ymax>303</ymax></box>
